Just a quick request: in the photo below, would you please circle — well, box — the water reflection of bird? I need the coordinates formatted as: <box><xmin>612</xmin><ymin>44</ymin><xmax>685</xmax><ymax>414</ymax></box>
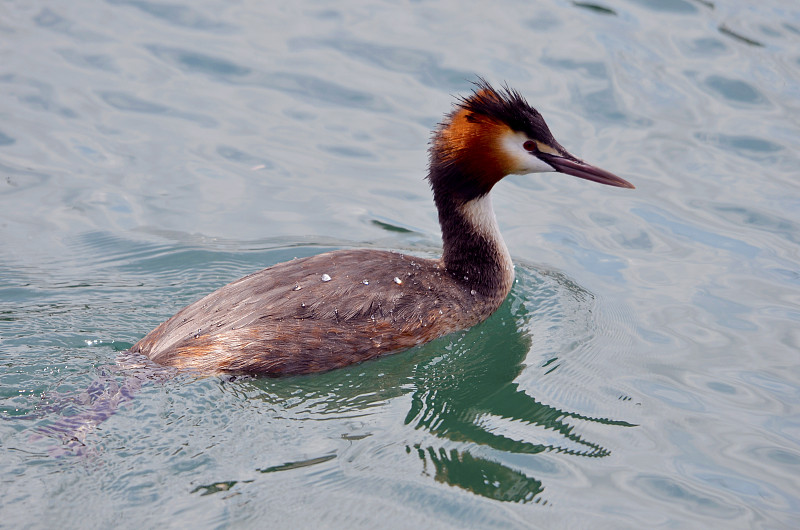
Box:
<box><xmin>405</xmin><ymin>280</ymin><xmax>636</xmax><ymax>504</ymax></box>
<box><xmin>132</xmin><ymin>80</ymin><xmax>633</xmax><ymax>376</ymax></box>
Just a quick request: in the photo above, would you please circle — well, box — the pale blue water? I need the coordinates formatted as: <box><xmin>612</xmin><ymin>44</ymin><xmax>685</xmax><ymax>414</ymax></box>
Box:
<box><xmin>1</xmin><ymin>1</ymin><xmax>799</xmax><ymax>528</ymax></box>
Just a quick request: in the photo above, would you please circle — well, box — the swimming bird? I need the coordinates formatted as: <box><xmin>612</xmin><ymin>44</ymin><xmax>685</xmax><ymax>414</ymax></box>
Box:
<box><xmin>132</xmin><ymin>81</ymin><xmax>633</xmax><ymax>376</ymax></box>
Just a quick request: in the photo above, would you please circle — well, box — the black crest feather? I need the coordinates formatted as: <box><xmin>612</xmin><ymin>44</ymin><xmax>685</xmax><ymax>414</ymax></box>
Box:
<box><xmin>458</xmin><ymin>78</ymin><xmax>557</xmax><ymax>145</ymax></box>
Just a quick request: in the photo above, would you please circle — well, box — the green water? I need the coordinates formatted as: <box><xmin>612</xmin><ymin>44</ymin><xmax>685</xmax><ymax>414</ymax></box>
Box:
<box><xmin>2</xmin><ymin>0</ymin><xmax>799</xmax><ymax>528</ymax></box>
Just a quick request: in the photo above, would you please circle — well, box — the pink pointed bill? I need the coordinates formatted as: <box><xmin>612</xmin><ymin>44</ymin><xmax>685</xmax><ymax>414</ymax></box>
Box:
<box><xmin>539</xmin><ymin>154</ymin><xmax>635</xmax><ymax>189</ymax></box>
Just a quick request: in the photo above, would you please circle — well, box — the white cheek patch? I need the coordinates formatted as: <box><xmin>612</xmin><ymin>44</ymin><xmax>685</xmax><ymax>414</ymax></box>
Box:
<box><xmin>500</xmin><ymin>131</ymin><xmax>557</xmax><ymax>175</ymax></box>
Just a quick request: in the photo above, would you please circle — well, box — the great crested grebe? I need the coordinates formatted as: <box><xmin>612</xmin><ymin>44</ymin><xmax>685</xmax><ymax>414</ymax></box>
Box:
<box><xmin>132</xmin><ymin>81</ymin><xmax>633</xmax><ymax>376</ymax></box>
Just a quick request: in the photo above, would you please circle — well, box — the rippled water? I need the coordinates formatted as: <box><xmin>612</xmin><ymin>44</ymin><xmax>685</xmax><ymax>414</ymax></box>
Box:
<box><xmin>2</xmin><ymin>0</ymin><xmax>800</xmax><ymax>528</ymax></box>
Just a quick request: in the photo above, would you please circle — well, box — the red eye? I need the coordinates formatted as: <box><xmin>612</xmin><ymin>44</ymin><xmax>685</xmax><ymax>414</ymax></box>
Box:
<box><xmin>523</xmin><ymin>140</ymin><xmax>537</xmax><ymax>152</ymax></box>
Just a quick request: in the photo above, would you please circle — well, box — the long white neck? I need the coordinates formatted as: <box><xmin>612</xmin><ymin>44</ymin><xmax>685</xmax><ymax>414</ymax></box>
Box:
<box><xmin>458</xmin><ymin>195</ymin><xmax>513</xmax><ymax>274</ymax></box>
<box><xmin>438</xmin><ymin>193</ymin><xmax>515</xmax><ymax>298</ymax></box>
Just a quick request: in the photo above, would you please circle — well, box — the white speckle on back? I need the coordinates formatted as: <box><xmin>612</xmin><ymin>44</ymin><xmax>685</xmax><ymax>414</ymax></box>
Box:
<box><xmin>321</xmin><ymin>274</ymin><xmax>332</xmax><ymax>282</ymax></box>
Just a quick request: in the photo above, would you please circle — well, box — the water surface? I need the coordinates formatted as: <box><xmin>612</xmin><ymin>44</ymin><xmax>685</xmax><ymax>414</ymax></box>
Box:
<box><xmin>2</xmin><ymin>0</ymin><xmax>799</xmax><ymax>528</ymax></box>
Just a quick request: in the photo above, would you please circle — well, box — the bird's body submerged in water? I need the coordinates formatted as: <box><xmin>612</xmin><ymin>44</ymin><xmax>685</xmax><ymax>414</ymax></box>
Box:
<box><xmin>132</xmin><ymin>81</ymin><xmax>633</xmax><ymax>376</ymax></box>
